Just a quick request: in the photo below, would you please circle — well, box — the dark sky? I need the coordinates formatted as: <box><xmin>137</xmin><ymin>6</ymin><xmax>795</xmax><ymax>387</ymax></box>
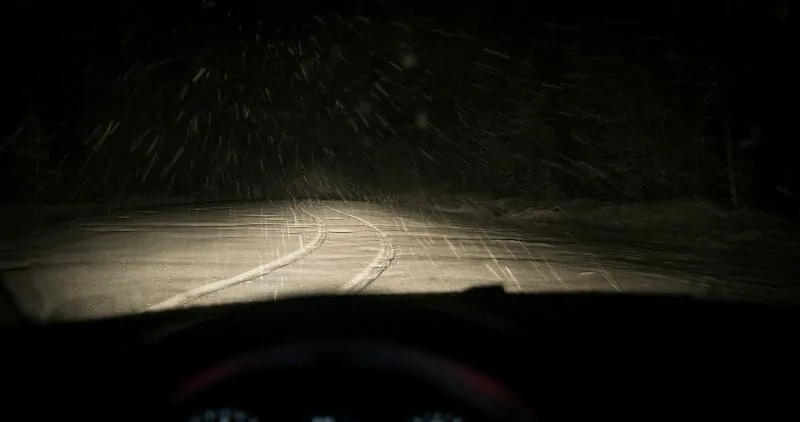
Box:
<box><xmin>2</xmin><ymin>0</ymin><xmax>797</xmax><ymax>206</ymax></box>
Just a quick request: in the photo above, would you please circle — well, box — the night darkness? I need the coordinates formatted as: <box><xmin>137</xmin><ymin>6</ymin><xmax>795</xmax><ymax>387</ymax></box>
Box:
<box><xmin>3</xmin><ymin>0</ymin><xmax>796</xmax><ymax>207</ymax></box>
<box><xmin>1</xmin><ymin>0</ymin><xmax>799</xmax><ymax>320</ymax></box>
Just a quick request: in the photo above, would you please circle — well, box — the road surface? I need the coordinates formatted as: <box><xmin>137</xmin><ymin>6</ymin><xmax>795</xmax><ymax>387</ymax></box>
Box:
<box><xmin>0</xmin><ymin>200</ymin><xmax>792</xmax><ymax>321</ymax></box>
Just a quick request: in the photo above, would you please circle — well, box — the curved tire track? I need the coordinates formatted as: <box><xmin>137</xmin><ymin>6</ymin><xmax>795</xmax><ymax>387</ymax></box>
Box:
<box><xmin>326</xmin><ymin>206</ymin><xmax>397</xmax><ymax>292</ymax></box>
<box><xmin>146</xmin><ymin>206</ymin><xmax>328</xmax><ymax>311</ymax></box>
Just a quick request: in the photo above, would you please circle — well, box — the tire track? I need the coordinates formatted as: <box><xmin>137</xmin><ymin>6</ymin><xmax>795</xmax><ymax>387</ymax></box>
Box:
<box><xmin>146</xmin><ymin>206</ymin><xmax>328</xmax><ymax>311</ymax></box>
<box><xmin>326</xmin><ymin>206</ymin><xmax>397</xmax><ymax>292</ymax></box>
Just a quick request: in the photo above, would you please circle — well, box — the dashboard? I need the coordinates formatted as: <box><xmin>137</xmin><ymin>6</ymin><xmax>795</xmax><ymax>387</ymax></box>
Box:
<box><xmin>172</xmin><ymin>341</ymin><xmax>527</xmax><ymax>422</ymax></box>
<box><xmin>2</xmin><ymin>286</ymin><xmax>798</xmax><ymax>421</ymax></box>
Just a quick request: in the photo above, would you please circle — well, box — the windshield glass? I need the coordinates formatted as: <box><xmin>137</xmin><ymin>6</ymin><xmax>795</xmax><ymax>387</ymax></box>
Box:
<box><xmin>2</xmin><ymin>0</ymin><xmax>798</xmax><ymax>322</ymax></box>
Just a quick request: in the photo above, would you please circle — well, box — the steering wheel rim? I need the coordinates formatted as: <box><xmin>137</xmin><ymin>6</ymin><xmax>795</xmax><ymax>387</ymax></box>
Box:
<box><xmin>170</xmin><ymin>340</ymin><xmax>535</xmax><ymax>422</ymax></box>
<box><xmin>128</xmin><ymin>295</ymin><xmax>533</xmax><ymax>422</ymax></box>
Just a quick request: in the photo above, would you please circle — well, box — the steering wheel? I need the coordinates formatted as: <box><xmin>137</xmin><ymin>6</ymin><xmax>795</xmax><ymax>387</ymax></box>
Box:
<box><xmin>129</xmin><ymin>293</ymin><xmax>535</xmax><ymax>422</ymax></box>
<box><xmin>168</xmin><ymin>340</ymin><xmax>535</xmax><ymax>422</ymax></box>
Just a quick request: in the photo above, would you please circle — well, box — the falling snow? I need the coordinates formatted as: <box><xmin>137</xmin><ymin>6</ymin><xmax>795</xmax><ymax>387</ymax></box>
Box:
<box><xmin>4</xmin><ymin>2</ymin><xmax>798</xmax><ymax>319</ymax></box>
<box><xmin>59</xmin><ymin>4</ymin><xmax>537</xmax><ymax>203</ymax></box>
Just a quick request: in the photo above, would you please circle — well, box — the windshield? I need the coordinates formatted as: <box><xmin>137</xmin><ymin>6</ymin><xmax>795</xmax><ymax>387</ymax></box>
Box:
<box><xmin>2</xmin><ymin>0</ymin><xmax>798</xmax><ymax>322</ymax></box>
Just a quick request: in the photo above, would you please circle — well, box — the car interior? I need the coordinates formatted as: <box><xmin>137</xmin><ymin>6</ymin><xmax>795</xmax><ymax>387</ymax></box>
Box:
<box><xmin>2</xmin><ymin>285</ymin><xmax>797</xmax><ymax>421</ymax></box>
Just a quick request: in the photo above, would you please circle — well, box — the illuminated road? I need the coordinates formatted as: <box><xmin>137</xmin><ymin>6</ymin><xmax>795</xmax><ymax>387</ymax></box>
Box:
<box><xmin>0</xmin><ymin>200</ymin><xmax>791</xmax><ymax>321</ymax></box>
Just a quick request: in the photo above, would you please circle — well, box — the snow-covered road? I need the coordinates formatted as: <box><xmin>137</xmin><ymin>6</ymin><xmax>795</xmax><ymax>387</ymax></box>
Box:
<box><xmin>1</xmin><ymin>200</ymin><xmax>791</xmax><ymax>321</ymax></box>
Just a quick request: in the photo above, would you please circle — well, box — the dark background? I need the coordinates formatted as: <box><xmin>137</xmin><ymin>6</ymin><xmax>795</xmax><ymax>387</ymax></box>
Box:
<box><xmin>1</xmin><ymin>0</ymin><xmax>797</xmax><ymax>213</ymax></box>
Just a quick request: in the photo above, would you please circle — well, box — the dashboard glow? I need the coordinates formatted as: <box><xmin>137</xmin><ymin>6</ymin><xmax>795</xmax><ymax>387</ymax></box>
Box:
<box><xmin>189</xmin><ymin>408</ymin><xmax>258</xmax><ymax>422</ymax></box>
<box><xmin>171</xmin><ymin>342</ymin><xmax>535</xmax><ymax>422</ymax></box>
